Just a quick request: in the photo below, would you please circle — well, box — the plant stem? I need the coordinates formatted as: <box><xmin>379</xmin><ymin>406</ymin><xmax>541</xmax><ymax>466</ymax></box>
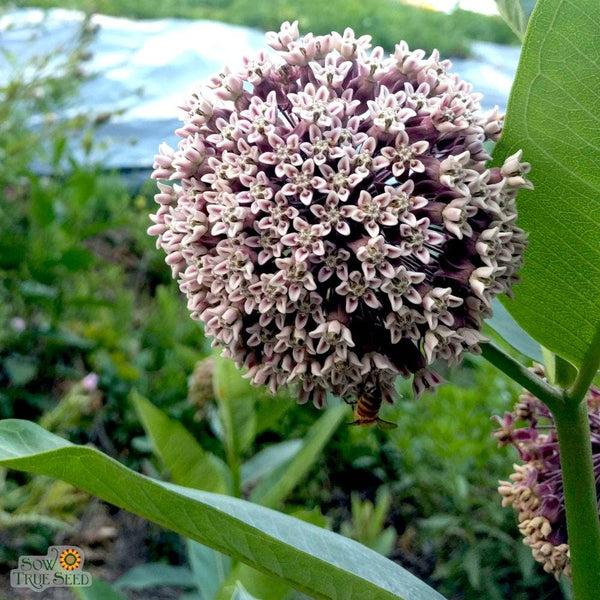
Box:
<box><xmin>567</xmin><ymin>322</ymin><xmax>600</xmax><ymax>404</ymax></box>
<box><xmin>479</xmin><ymin>342</ymin><xmax>561</xmax><ymax>408</ymax></box>
<box><xmin>228</xmin><ymin>450</ymin><xmax>242</xmax><ymax>499</ymax></box>
<box><xmin>551</xmin><ymin>399</ymin><xmax>600</xmax><ymax>600</ymax></box>
<box><xmin>218</xmin><ymin>407</ymin><xmax>242</xmax><ymax>498</ymax></box>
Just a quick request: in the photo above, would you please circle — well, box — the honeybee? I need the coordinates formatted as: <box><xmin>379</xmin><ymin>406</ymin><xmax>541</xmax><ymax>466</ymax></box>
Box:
<box><xmin>349</xmin><ymin>383</ymin><xmax>397</xmax><ymax>430</ymax></box>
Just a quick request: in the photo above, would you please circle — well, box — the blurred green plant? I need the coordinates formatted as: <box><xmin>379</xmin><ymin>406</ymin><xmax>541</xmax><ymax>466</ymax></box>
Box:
<box><xmin>340</xmin><ymin>487</ymin><xmax>398</xmax><ymax>557</ymax></box>
<box><xmin>0</xmin><ymin>14</ymin><xmax>211</xmax><ymax>577</ymax></box>
<box><xmin>0</xmin><ymin>12</ymin><xmax>208</xmax><ymax>457</ymax></box>
<box><xmin>0</xmin><ymin>467</ymin><xmax>87</xmax><ymax>565</ymax></box>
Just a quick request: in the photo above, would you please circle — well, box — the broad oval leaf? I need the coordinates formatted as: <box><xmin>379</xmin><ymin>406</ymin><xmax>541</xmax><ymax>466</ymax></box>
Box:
<box><xmin>493</xmin><ymin>0</ymin><xmax>600</xmax><ymax>369</ymax></box>
<box><xmin>0</xmin><ymin>420</ymin><xmax>447</xmax><ymax>600</ymax></box>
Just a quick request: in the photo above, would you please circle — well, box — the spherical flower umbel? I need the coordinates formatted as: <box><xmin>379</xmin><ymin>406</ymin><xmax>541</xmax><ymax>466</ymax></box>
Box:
<box><xmin>149</xmin><ymin>22</ymin><xmax>532</xmax><ymax>407</ymax></box>
<box><xmin>493</xmin><ymin>367</ymin><xmax>600</xmax><ymax>579</ymax></box>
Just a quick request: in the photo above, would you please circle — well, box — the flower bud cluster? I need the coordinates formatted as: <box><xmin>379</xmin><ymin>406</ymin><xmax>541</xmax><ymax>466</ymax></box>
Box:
<box><xmin>149</xmin><ymin>22</ymin><xmax>531</xmax><ymax>406</ymax></box>
<box><xmin>188</xmin><ymin>357</ymin><xmax>216</xmax><ymax>420</ymax></box>
<box><xmin>493</xmin><ymin>367</ymin><xmax>600</xmax><ymax>579</ymax></box>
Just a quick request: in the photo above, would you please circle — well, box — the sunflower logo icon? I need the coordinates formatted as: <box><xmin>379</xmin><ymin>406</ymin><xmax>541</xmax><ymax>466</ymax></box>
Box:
<box><xmin>58</xmin><ymin>548</ymin><xmax>82</xmax><ymax>571</ymax></box>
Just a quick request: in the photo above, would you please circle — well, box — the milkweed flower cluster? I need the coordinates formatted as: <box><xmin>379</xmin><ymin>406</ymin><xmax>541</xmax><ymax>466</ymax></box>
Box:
<box><xmin>493</xmin><ymin>368</ymin><xmax>600</xmax><ymax>579</ymax></box>
<box><xmin>149</xmin><ymin>22</ymin><xmax>531</xmax><ymax>406</ymax></box>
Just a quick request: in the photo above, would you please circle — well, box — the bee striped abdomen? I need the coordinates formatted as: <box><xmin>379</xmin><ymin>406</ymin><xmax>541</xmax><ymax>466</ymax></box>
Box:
<box><xmin>350</xmin><ymin>384</ymin><xmax>398</xmax><ymax>430</ymax></box>
<box><xmin>355</xmin><ymin>390</ymin><xmax>382</xmax><ymax>424</ymax></box>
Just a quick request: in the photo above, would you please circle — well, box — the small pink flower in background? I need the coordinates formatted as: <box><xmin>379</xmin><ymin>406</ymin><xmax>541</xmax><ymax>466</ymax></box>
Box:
<box><xmin>149</xmin><ymin>22</ymin><xmax>531</xmax><ymax>407</ymax></box>
<box><xmin>10</xmin><ymin>317</ymin><xmax>26</xmax><ymax>333</ymax></box>
<box><xmin>81</xmin><ymin>373</ymin><xmax>99</xmax><ymax>393</ymax></box>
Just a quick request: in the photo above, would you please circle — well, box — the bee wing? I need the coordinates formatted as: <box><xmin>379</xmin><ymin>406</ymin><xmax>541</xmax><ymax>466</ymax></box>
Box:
<box><xmin>349</xmin><ymin>419</ymin><xmax>378</xmax><ymax>428</ymax></box>
<box><xmin>376</xmin><ymin>418</ymin><xmax>398</xmax><ymax>431</ymax></box>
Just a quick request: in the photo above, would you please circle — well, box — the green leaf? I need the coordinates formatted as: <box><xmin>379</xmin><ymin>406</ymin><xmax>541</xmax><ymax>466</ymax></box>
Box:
<box><xmin>372</xmin><ymin>528</ymin><xmax>397</xmax><ymax>557</ymax></box>
<box><xmin>462</xmin><ymin>547</ymin><xmax>481</xmax><ymax>590</ymax></box>
<box><xmin>216</xmin><ymin>509</ymin><xmax>327</xmax><ymax>600</ymax></box>
<box><xmin>3</xmin><ymin>355</ymin><xmax>38</xmax><ymax>386</ymax></box>
<box><xmin>485</xmin><ymin>298</ymin><xmax>543</xmax><ymax>362</ymax></box>
<box><xmin>515</xmin><ymin>541</ymin><xmax>537</xmax><ymax>582</ymax></box>
<box><xmin>114</xmin><ymin>564</ymin><xmax>195</xmax><ymax>590</ymax></box>
<box><xmin>214</xmin><ymin>355</ymin><xmax>258</xmax><ymax>456</ymax></box>
<box><xmin>241</xmin><ymin>439</ymin><xmax>303</xmax><ymax>487</ymax></box>
<box><xmin>493</xmin><ymin>0</ymin><xmax>600</xmax><ymax>369</ymax></box>
<box><xmin>0</xmin><ymin>233</ymin><xmax>27</xmax><ymax>269</ymax></box>
<box><xmin>187</xmin><ymin>538</ymin><xmax>231</xmax><ymax>600</ymax></box>
<box><xmin>254</xmin><ymin>395</ymin><xmax>295</xmax><ymax>436</ymax></box>
<box><xmin>0</xmin><ymin>420</ymin><xmax>447</xmax><ymax>600</ymax></box>
<box><xmin>560</xmin><ymin>575</ymin><xmax>574</xmax><ymax>600</ymax></box>
<box><xmin>231</xmin><ymin>582</ymin><xmax>263</xmax><ymax>600</ymax></box>
<box><xmin>19</xmin><ymin>280</ymin><xmax>58</xmax><ymax>300</ymax></box>
<box><xmin>59</xmin><ymin>248</ymin><xmax>95</xmax><ymax>272</ymax></box>
<box><xmin>288</xmin><ymin>507</ymin><xmax>330</xmax><ymax>529</ymax></box>
<box><xmin>29</xmin><ymin>181</ymin><xmax>55</xmax><ymax>227</ymax></box>
<box><xmin>249</xmin><ymin>404</ymin><xmax>346</xmax><ymax>509</ymax></box>
<box><xmin>42</xmin><ymin>328</ymin><xmax>92</xmax><ymax>350</ymax></box>
<box><xmin>68</xmin><ymin>169</ymin><xmax>97</xmax><ymax>210</ymax></box>
<box><xmin>72</xmin><ymin>578</ymin><xmax>127</xmax><ymax>600</ymax></box>
<box><xmin>51</xmin><ymin>135</ymin><xmax>68</xmax><ymax>168</ymax></box>
<box><xmin>494</xmin><ymin>0</ymin><xmax>529</xmax><ymax>40</ymax></box>
<box><xmin>131</xmin><ymin>391</ymin><xmax>229</xmax><ymax>494</ymax></box>
<box><xmin>217</xmin><ymin>564</ymin><xmax>289</xmax><ymax>600</ymax></box>
<box><xmin>494</xmin><ymin>0</ymin><xmax>537</xmax><ymax>40</ymax></box>
<box><xmin>541</xmin><ymin>347</ymin><xmax>577</xmax><ymax>388</ymax></box>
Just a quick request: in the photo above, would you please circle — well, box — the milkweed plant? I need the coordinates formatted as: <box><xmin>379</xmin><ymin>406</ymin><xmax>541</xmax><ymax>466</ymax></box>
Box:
<box><xmin>0</xmin><ymin>1</ymin><xmax>599</xmax><ymax>599</ymax></box>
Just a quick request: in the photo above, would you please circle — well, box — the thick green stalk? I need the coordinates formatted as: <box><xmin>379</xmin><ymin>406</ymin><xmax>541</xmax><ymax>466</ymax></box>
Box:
<box><xmin>551</xmin><ymin>399</ymin><xmax>600</xmax><ymax>600</ymax></box>
<box><xmin>479</xmin><ymin>342</ymin><xmax>561</xmax><ymax>408</ymax></box>
<box><xmin>567</xmin><ymin>322</ymin><xmax>600</xmax><ymax>404</ymax></box>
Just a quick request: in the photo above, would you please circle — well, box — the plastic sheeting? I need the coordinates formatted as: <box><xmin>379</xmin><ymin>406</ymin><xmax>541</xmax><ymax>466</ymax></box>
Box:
<box><xmin>0</xmin><ymin>8</ymin><xmax>520</xmax><ymax>170</ymax></box>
